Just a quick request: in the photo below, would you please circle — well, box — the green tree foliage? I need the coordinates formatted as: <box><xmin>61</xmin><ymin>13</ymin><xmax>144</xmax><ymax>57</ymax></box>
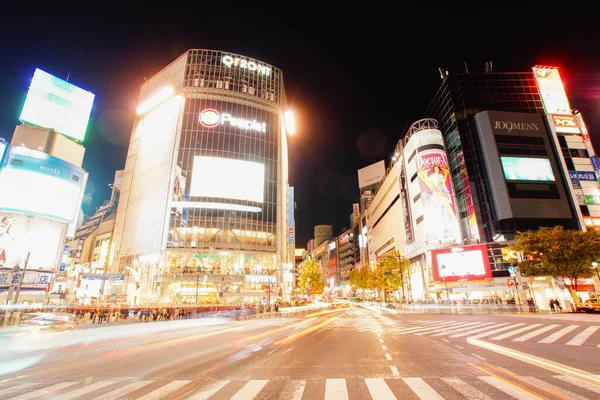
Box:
<box><xmin>297</xmin><ymin>259</ymin><xmax>325</xmax><ymax>295</ymax></box>
<box><xmin>376</xmin><ymin>250</ymin><xmax>409</xmax><ymax>292</ymax></box>
<box><xmin>510</xmin><ymin>226</ymin><xmax>600</xmax><ymax>291</ymax></box>
<box><xmin>349</xmin><ymin>263</ymin><xmax>373</xmax><ymax>293</ymax></box>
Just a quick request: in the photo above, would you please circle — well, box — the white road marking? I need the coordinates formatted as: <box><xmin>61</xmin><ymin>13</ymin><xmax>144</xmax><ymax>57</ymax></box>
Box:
<box><xmin>379</xmin><ymin>339</ymin><xmax>384</xmax><ymax>343</ymax></box>
<box><xmin>278</xmin><ymin>379</ymin><xmax>306</xmax><ymax>400</ymax></box>
<box><xmin>441</xmin><ymin>377</ymin><xmax>493</xmax><ymax>400</ymax></box>
<box><xmin>471</xmin><ymin>353</ymin><xmax>486</xmax><ymax>361</ymax></box>
<box><xmin>325</xmin><ymin>378</ymin><xmax>349</xmax><ymax>400</ymax></box>
<box><xmin>137</xmin><ymin>380</ymin><xmax>190</xmax><ymax>400</ymax></box>
<box><xmin>230</xmin><ymin>380</ymin><xmax>269</xmax><ymax>400</ymax></box>
<box><xmin>59</xmin><ymin>380</ymin><xmax>119</xmax><ymax>400</ymax></box>
<box><xmin>188</xmin><ymin>380</ymin><xmax>231</xmax><ymax>400</ymax></box>
<box><xmin>431</xmin><ymin>322</ymin><xmax>494</xmax><ymax>336</ymax></box>
<box><xmin>390</xmin><ymin>366</ymin><xmax>400</xmax><ymax>376</ymax></box>
<box><xmin>364</xmin><ymin>378</ymin><xmax>396</xmax><ymax>400</ymax></box>
<box><xmin>566</xmin><ymin>326</ymin><xmax>599</xmax><ymax>346</ymax></box>
<box><xmin>91</xmin><ymin>380</ymin><xmax>152</xmax><ymax>400</ymax></box>
<box><xmin>512</xmin><ymin>324</ymin><xmax>560</xmax><ymax>342</ymax></box>
<box><xmin>397</xmin><ymin>322</ymin><xmax>462</xmax><ymax>335</ymax></box>
<box><xmin>524</xmin><ymin>376</ymin><xmax>590</xmax><ymax>400</ymax></box>
<box><xmin>10</xmin><ymin>382</ymin><xmax>79</xmax><ymax>400</ymax></box>
<box><xmin>491</xmin><ymin>324</ymin><xmax>543</xmax><ymax>340</ymax></box>
<box><xmin>417</xmin><ymin>321</ymin><xmax>482</xmax><ymax>336</ymax></box>
<box><xmin>450</xmin><ymin>323</ymin><xmax>510</xmax><ymax>338</ymax></box>
<box><xmin>402</xmin><ymin>377</ymin><xmax>444</xmax><ymax>400</ymax></box>
<box><xmin>385</xmin><ymin>353</ymin><xmax>392</xmax><ymax>360</ymax></box>
<box><xmin>454</xmin><ymin>345</ymin><xmax>464</xmax><ymax>350</ymax></box>
<box><xmin>0</xmin><ymin>383</ymin><xmax>39</xmax><ymax>396</ymax></box>
<box><xmin>469</xmin><ymin>323</ymin><xmax>526</xmax><ymax>339</ymax></box>
<box><xmin>382</xmin><ymin>345</ymin><xmax>387</xmax><ymax>350</ymax></box>
<box><xmin>538</xmin><ymin>325</ymin><xmax>579</xmax><ymax>344</ymax></box>
<box><xmin>554</xmin><ymin>375</ymin><xmax>600</xmax><ymax>394</ymax></box>
<box><xmin>377</xmin><ymin>333</ymin><xmax>381</xmax><ymax>337</ymax></box>
<box><xmin>478</xmin><ymin>376</ymin><xmax>540</xmax><ymax>400</ymax></box>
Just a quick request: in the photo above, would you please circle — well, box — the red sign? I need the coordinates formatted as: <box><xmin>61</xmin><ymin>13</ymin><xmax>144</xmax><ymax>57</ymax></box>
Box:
<box><xmin>199</xmin><ymin>109</ymin><xmax>221</xmax><ymax>127</ymax></box>
<box><xmin>551</xmin><ymin>114</ymin><xmax>580</xmax><ymax>134</ymax></box>
<box><xmin>431</xmin><ymin>244</ymin><xmax>492</xmax><ymax>282</ymax></box>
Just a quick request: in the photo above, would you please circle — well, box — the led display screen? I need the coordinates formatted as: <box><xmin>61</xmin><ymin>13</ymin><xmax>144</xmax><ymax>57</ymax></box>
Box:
<box><xmin>0</xmin><ymin>142</ymin><xmax>6</xmax><ymax>164</ymax></box>
<box><xmin>189</xmin><ymin>156</ymin><xmax>264</xmax><ymax>203</ymax></box>
<box><xmin>19</xmin><ymin>68</ymin><xmax>95</xmax><ymax>142</ymax></box>
<box><xmin>431</xmin><ymin>245</ymin><xmax>492</xmax><ymax>282</ymax></box>
<box><xmin>501</xmin><ymin>157</ymin><xmax>555</xmax><ymax>182</ymax></box>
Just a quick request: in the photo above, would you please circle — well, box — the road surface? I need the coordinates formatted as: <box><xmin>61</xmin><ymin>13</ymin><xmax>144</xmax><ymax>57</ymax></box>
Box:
<box><xmin>1</xmin><ymin>304</ymin><xmax>600</xmax><ymax>399</ymax></box>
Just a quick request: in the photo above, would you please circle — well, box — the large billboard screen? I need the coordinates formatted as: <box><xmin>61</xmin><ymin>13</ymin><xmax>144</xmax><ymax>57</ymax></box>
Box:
<box><xmin>416</xmin><ymin>152</ymin><xmax>461</xmax><ymax>242</ymax></box>
<box><xmin>358</xmin><ymin>160</ymin><xmax>385</xmax><ymax>189</ymax></box>
<box><xmin>431</xmin><ymin>244</ymin><xmax>492</xmax><ymax>282</ymax></box>
<box><xmin>0</xmin><ymin>147</ymin><xmax>85</xmax><ymax>222</ymax></box>
<box><xmin>0</xmin><ymin>141</ymin><xmax>6</xmax><ymax>165</ymax></box>
<box><xmin>500</xmin><ymin>157</ymin><xmax>555</xmax><ymax>182</ymax></box>
<box><xmin>532</xmin><ymin>66</ymin><xmax>571</xmax><ymax>116</ymax></box>
<box><xmin>190</xmin><ymin>156</ymin><xmax>264</xmax><ymax>203</ymax></box>
<box><xmin>19</xmin><ymin>68</ymin><xmax>95</xmax><ymax>142</ymax></box>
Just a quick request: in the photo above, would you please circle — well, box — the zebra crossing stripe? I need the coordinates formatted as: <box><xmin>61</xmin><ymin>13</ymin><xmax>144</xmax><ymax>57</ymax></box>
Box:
<box><xmin>0</xmin><ymin>383</ymin><xmax>39</xmax><ymax>396</ymax></box>
<box><xmin>554</xmin><ymin>375</ymin><xmax>600</xmax><ymax>395</ymax></box>
<box><xmin>441</xmin><ymin>377</ymin><xmax>493</xmax><ymax>400</ymax></box>
<box><xmin>187</xmin><ymin>380</ymin><xmax>230</xmax><ymax>400</ymax></box>
<box><xmin>396</xmin><ymin>321</ymin><xmax>461</xmax><ymax>334</ymax></box>
<box><xmin>566</xmin><ymin>326</ymin><xmax>600</xmax><ymax>346</ymax></box>
<box><xmin>325</xmin><ymin>378</ymin><xmax>349</xmax><ymax>400</ymax></box>
<box><xmin>450</xmin><ymin>323</ymin><xmax>510</xmax><ymax>338</ymax></box>
<box><xmin>402</xmin><ymin>378</ymin><xmax>444</xmax><ymax>400</ymax></box>
<box><xmin>431</xmin><ymin>322</ymin><xmax>495</xmax><ymax>337</ymax></box>
<box><xmin>364</xmin><ymin>378</ymin><xmax>396</xmax><ymax>400</ymax></box>
<box><xmin>524</xmin><ymin>376</ymin><xmax>589</xmax><ymax>400</ymax></box>
<box><xmin>91</xmin><ymin>380</ymin><xmax>152</xmax><ymax>400</ymax></box>
<box><xmin>477</xmin><ymin>376</ymin><xmax>540</xmax><ymax>400</ymax></box>
<box><xmin>538</xmin><ymin>325</ymin><xmax>579</xmax><ymax>343</ymax></box>
<box><xmin>137</xmin><ymin>380</ymin><xmax>191</xmax><ymax>400</ymax></box>
<box><xmin>469</xmin><ymin>323</ymin><xmax>526</xmax><ymax>339</ymax></box>
<box><xmin>512</xmin><ymin>324</ymin><xmax>561</xmax><ymax>342</ymax></box>
<box><xmin>58</xmin><ymin>380</ymin><xmax>119</xmax><ymax>400</ymax></box>
<box><xmin>9</xmin><ymin>382</ymin><xmax>78</xmax><ymax>400</ymax></box>
<box><xmin>230</xmin><ymin>380</ymin><xmax>269</xmax><ymax>400</ymax></box>
<box><xmin>417</xmin><ymin>321</ymin><xmax>483</xmax><ymax>336</ymax></box>
<box><xmin>490</xmin><ymin>324</ymin><xmax>543</xmax><ymax>341</ymax></box>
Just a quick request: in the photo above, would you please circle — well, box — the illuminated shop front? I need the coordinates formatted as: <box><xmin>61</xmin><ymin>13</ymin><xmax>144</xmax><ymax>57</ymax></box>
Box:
<box><xmin>110</xmin><ymin>50</ymin><xmax>293</xmax><ymax>304</ymax></box>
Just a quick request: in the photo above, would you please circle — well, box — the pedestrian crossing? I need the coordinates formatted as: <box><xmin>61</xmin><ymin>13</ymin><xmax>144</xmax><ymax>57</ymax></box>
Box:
<box><xmin>391</xmin><ymin>319</ymin><xmax>600</xmax><ymax>346</ymax></box>
<box><xmin>2</xmin><ymin>374</ymin><xmax>600</xmax><ymax>399</ymax></box>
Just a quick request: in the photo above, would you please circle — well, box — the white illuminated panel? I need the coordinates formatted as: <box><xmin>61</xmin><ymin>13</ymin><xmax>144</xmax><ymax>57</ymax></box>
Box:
<box><xmin>436</xmin><ymin>250</ymin><xmax>486</xmax><ymax>278</ymax></box>
<box><xmin>0</xmin><ymin>168</ymin><xmax>81</xmax><ymax>221</ymax></box>
<box><xmin>533</xmin><ymin>67</ymin><xmax>571</xmax><ymax>115</ymax></box>
<box><xmin>190</xmin><ymin>156</ymin><xmax>264</xmax><ymax>203</ymax></box>
<box><xmin>171</xmin><ymin>201</ymin><xmax>261</xmax><ymax>213</ymax></box>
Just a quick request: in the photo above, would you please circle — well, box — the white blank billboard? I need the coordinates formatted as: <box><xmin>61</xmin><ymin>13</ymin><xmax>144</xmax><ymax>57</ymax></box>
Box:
<box><xmin>436</xmin><ymin>250</ymin><xmax>486</xmax><ymax>278</ymax></box>
<box><xmin>358</xmin><ymin>160</ymin><xmax>386</xmax><ymax>189</ymax></box>
<box><xmin>190</xmin><ymin>156</ymin><xmax>264</xmax><ymax>203</ymax></box>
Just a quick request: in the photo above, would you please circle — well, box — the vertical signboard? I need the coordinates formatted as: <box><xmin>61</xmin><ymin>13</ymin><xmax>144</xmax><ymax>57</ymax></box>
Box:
<box><xmin>288</xmin><ymin>186</ymin><xmax>295</xmax><ymax>244</ymax></box>
<box><xmin>568</xmin><ymin>172</ymin><xmax>585</xmax><ymax>205</ymax></box>
<box><xmin>416</xmin><ymin>152</ymin><xmax>461</xmax><ymax>243</ymax></box>
<box><xmin>352</xmin><ymin>203</ymin><xmax>360</xmax><ymax>221</ymax></box>
<box><xmin>591</xmin><ymin>156</ymin><xmax>600</xmax><ymax>184</ymax></box>
<box><xmin>532</xmin><ymin>66</ymin><xmax>572</xmax><ymax>115</ymax></box>
<box><xmin>399</xmin><ymin>162</ymin><xmax>413</xmax><ymax>243</ymax></box>
<box><xmin>457</xmin><ymin>151</ymin><xmax>480</xmax><ymax>241</ymax></box>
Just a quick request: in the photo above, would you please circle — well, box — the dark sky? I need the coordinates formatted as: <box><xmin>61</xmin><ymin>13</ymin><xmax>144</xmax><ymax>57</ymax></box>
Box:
<box><xmin>1</xmin><ymin>4</ymin><xmax>599</xmax><ymax>247</ymax></box>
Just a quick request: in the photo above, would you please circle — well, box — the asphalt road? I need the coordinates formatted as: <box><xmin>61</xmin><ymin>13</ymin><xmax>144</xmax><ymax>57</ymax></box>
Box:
<box><xmin>1</xmin><ymin>304</ymin><xmax>600</xmax><ymax>399</ymax></box>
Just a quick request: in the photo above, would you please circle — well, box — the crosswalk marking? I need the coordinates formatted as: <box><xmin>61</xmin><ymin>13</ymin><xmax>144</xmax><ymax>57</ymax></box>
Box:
<box><xmin>524</xmin><ymin>376</ymin><xmax>590</xmax><ymax>400</ymax></box>
<box><xmin>538</xmin><ymin>325</ymin><xmax>579</xmax><ymax>343</ymax></box>
<box><xmin>415</xmin><ymin>321</ymin><xmax>483</xmax><ymax>336</ymax></box>
<box><xmin>325</xmin><ymin>378</ymin><xmax>349</xmax><ymax>400</ymax></box>
<box><xmin>58</xmin><ymin>380</ymin><xmax>119</xmax><ymax>400</ymax></box>
<box><xmin>278</xmin><ymin>379</ymin><xmax>306</xmax><ymax>400</ymax></box>
<box><xmin>188</xmin><ymin>380</ymin><xmax>230</xmax><ymax>400</ymax></box>
<box><xmin>566</xmin><ymin>326</ymin><xmax>600</xmax><ymax>346</ymax></box>
<box><xmin>441</xmin><ymin>377</ymin><xmax>493</xmax><ymax>400</ymax></box>
<box><xmin>512</xmin><ymin>324</ymin><xmax>560</xmax><ymax>342</ymax></box>
<box><xmin>397</xmin><ymin>321</ymin><xmax>462</xmax><ymax>335</ymax></box>
<box><xmin>431</xmin><ymin>322</ymin><xmax>494</xmax><ymax>336</ymax></box>
<box><xmin>491</xmin><ymin>324</ymin><xmax>543</xmax><ymax>340</ymax></box>
<box><xmin>402</xmin><ymin>377</ymin><xmax>444</xmax><ymax>400</ymax></box>
<box><xmin>365</xmin><ymin>378</ymin><xmax>396</xmax><ymax>400</ymax></box>
<box><xmin>0</xmin><ymin>383</ymin><xmax>39</xmax><ymax>396</ymax></box>
<box><xmin>554</xmin><ymin>375</ymin><xmax>600</xmax><ymax>395</ymax></box>
<box><xmin>394</xmin><ymin>321</ymin><xmax>455</xmax><ymax>334</ymax></box>
<box><xmin>390</xmin><ymin>366</ymin><xmax>400</xmax><ymax>376</ymax></box>
<box><xmin>230</xmin><ymin>380</ymin><xmax>269</xmax><ymax>400</ymax></box>
<box><xmin>469</xmin><ymin>323</ymin><xmax>526</xmax><ymax>339</ymax></box>
<box><xmin>478</xmin><ymin>376</ymin><xmax>540</xmax><ymax>400</ymax></box>
<box><xmin>9</xmin><ymin>382</ymin><xmax>78</xmax><ymax>400</ymax></box>
<box><xmin>91</xmin><ymin>380</ymin><xmax>152</xmax><ymax>400</ymax></box>
<box><xmin>137</xmin><ymin>380</ymin><xmax>190</xmax><ymax>400</ymax></box>
<box><xmin>450</xmin><ymin>323</ymin><xmax>510</xmax><ymax>338</ymax></box>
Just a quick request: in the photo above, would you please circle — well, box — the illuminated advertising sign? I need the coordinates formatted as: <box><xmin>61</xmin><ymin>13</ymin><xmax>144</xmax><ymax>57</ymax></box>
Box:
<box><xmin>357</xmin><ymin>160</ymin><xmax>385</xmax><ymax>189</ymax></box>
<box><xmin>532</xmin><ymin>66</ymin><xmax>571</xmax><ymax>115</ymax></box>
<box><xmin>569</xmin><ymin>171</ymin><xmax>596</xmax><ymax>182</ymax></box>
<box><xmin>199</xmin><ymin>109</ymin><xmax>266</xmax><ymax>133</ymax></box>
<box><xmin>0</xmin><ymin>142</ymin><xmax>6</xmax><ymax>165</ymax></box>
<box><xmin>172</xmin><ymin>165</ymin><xmax>187</xmax><ymax>216</ymax></box>
<box><xmin>591</xmin><ymin>156</ymin><xmax>600</xmax><ymax>183</ymax></box>
<box><xmin>19</xmin><ymin>68</ymin><xmax>95</xmax><ymax>142</ymax></box>
<box><xmin>189</xmin><ymin>156</ymin><xmax>264</xmax><ymax>203</ymax></box>
<box><xmin>574</xmin><ymin>112</ymin><xmax>589</xmax><ymax>141</ymax></box>
<box><xmin>288</xmin><ymin>186</ymin><xmax>295</xmax><ymax>244</ymax></box>
<box><xmin>431</xmin><ymin>244</ymin><xmax>492</xmax><ymax>282</ymax></box>
<box><xmin>221</xmin><ymin>54</ymin><xmax>272</xmax><ymax>77</ymax></box>
<box><xmin>0</xmin><ymin>269</ymin><xmax>53</xmax><ymax>289</ymax></box>
<box><xmin>456</xmin><ymin>151</ymin><xmax>479</xmax><ymax>241</ymax></box>
<box><xmin>551</xmin><ymin>114</ymin><xmax>580</xmax><ymax>134</ymax></box>
<box><xmin>416</xmin><ymin>151</ymin><xmax>461</xmax><ymax>243</ymax></box>
<box><xmin>0</xmin><ymin>147</ymin><xmax>85</xmax><ymax>222</ymax></box>
<box><xmin>500</xmin><ymin>157</ymin><xmax>555</xmax><ymax>182</ymax></box>
<box><xmin>399</xmin><ymin>162</ymin><xmax>414</xmax><ymax>243</ymax></box>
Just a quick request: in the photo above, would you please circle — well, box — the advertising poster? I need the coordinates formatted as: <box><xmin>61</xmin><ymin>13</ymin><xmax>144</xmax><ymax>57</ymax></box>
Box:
<box><xmin>591</xmin><ymin>156</ymin><xmax>600</xmax><ymax>184</ymax></box>
<box><xmin>431</xmin><ymin>244</ymin><xmax>492</xmax><ymax>282</ymax></box>
<box><xmin>288</xmin><ymin>187</ymin><xmax>295</xmax><ymax>244</ymax></box>
<box><xmin>399</xmin><ymin>163</ymin><xmax>413</xmax><ymax>242</ymax></box>
<box><xmin>416</xmin><ymin>152</ymin><xmax>461</xmax><ymax>242</ymax></box>
<box><xmin>172</xmin><ymin>165</ymin><xmax>186</xmax><ymax>216</ymax></box>
<box><xmin>0</xmin><ymin>269</ymin><xmax>53</xmax><ymax>289</ymax></box>
<box><xmin>457</xmin><ymin>151</ymin><xmax>480</xmax><ymax>241</ymax></box>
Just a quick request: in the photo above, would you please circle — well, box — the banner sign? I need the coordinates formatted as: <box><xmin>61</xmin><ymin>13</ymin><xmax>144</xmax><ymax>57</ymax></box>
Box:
<box><xmin>569</xmin><ymin>171</ymin><xmax>596</xmax><ymax>182</ymax></box>
<box><xmin>0</xmin><ymin>269</ymin><xmax>53</xmax><ymax>289</ymax></box>
<box><xmin>81</xmin><ymin>273</ymin><xmax>125</xmax><ymax>281</ymax></box>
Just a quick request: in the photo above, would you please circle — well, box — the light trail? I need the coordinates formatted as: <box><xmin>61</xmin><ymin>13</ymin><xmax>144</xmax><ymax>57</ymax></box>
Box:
<box><xmin>304</xmin><ymin>308</ymin><xmax>346</xmax><ymax>318</ymax></box>
<box><xmin>468</xmin><ymin>362</ymin><xmax>547</xmax><ymax>400</ymax></box>
<box><xmin>483</xmin><ymin>362</ymin><xmax>569</xmax><ymax>400</ymax></box>
<box><xmin>234</xmin><ymin>318</ymin><xmax>316</xmax><ymax>344</ymax></box>
<box><xmin>273</xmin><ymin>317</ymin><xmax>338</xmax><ymax>346</ymax></box>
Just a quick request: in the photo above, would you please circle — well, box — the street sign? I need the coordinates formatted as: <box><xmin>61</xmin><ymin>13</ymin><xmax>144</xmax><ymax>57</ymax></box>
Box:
<box><xmin>508</xmin><ymin>266</ymin><xmax>516</xmax><ymax>277</ymax></box>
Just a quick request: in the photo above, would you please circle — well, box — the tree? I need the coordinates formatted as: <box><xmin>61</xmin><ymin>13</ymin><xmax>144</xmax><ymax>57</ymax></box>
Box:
<box><xmin>510</xmin><ymin>226</ymin><xmax>600</xmax><ymax>292</ymax></box>
<box><xmin>297</xmin><ymin>259</ymin><xmax>325</xmax><ymax>295</ymax></box>
<box><xmin>349</xmin><ymin>263</ymin><xmax>373</xmax><ymax>297</ymax></box>
<box><xmin>374</xmin><ymin>250</ymin><xmax>409</xmax><ymax>301</ymax></box>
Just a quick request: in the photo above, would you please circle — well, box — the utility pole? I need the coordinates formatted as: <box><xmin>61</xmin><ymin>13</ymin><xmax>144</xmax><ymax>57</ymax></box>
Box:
<box><xmin>12</xmin><ymin>252</ymin><xmax>30</xmax><ymax>306</ymax></box>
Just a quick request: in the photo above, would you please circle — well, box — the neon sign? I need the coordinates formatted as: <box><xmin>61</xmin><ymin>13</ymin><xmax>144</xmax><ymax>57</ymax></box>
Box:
<box><xmin>222</xmin><ymin>55</ymin><xmax>272</xmax><ymax>77</ymax></box>
<box><xmin>199</xmin><ymin>109</ymin><xmax>266</xmax><ymax>133</ymax></box>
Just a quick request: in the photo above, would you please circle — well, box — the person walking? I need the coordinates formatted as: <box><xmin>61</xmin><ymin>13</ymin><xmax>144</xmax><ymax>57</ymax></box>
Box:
<box><xmin>549</xmin><ymin>299</ymin><xmax>556</xmax><ymax>313</ymax></box>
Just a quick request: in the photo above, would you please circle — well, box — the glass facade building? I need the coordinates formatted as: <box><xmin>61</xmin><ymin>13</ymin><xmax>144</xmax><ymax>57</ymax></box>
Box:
<box><xmin>110</xmin><ymin>50</ymin><xmax>290</xmax><ymax>305</ymax></box>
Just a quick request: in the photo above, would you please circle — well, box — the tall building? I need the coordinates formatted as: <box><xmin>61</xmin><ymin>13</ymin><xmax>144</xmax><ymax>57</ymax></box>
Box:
<box><xmin>110</xmin><ymin>50</ymin><xmax>293</xmax><ymax>305</ymax></box>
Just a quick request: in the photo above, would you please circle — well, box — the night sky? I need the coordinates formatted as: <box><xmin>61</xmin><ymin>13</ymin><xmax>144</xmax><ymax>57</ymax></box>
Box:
<box><xmin>1</xmin><ymin>4</ymin><xmax>599</xmax><ymax>247</ymax></box>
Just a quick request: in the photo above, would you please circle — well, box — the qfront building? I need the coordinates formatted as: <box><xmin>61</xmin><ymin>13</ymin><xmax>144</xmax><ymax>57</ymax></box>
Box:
<box><xmin>109</xmin><ymin>50</ymin><xmax>294</xmax><ymax>305</ymax></box>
